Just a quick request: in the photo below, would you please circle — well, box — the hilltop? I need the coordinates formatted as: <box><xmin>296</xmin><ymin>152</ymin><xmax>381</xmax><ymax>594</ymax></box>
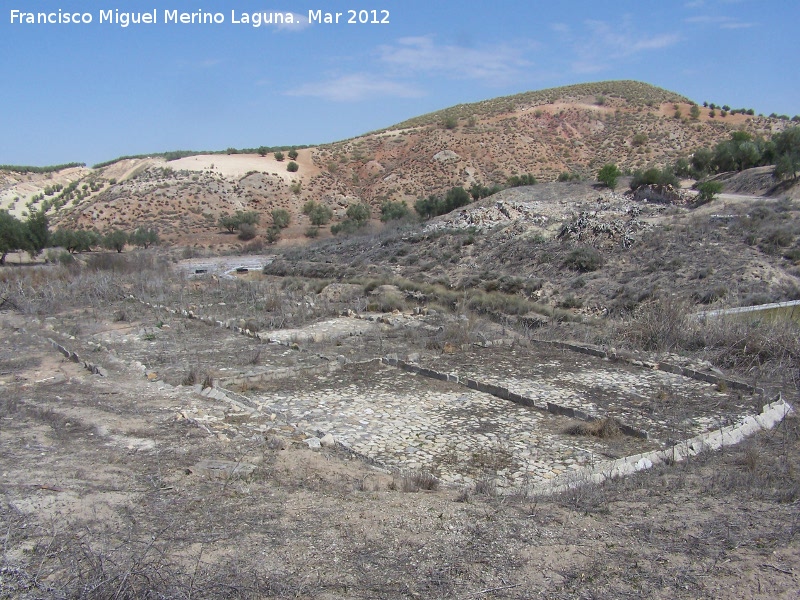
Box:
<box><xmin>0</xmin><ymin>80</ymin><xmax>794</xmax><ymax>247</ymax></box>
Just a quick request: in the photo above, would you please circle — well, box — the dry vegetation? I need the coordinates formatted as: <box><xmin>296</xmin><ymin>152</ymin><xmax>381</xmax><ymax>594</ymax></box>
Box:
<box><xmin>1</xmin><ymin>247</ymin><xmax>799</xmax><ymax>598</ymax></box>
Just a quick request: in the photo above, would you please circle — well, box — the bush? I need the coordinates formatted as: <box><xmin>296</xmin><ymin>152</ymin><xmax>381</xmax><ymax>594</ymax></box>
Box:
<box><xmin>696</xmin><ymin>180</ymin><xmax>723</xmax><ymax>204</ymax></box>
<box><xmin>271</xmin><ymin>208</ymin><xmax>290</xmax><ymax>229</ymax></box>
<box><xmin>630</xmin><ymin>166</ymin><xmax>678</xmax><ymax>189</ymax></box>
<box><xmin>380</xmin><ymin>200</ymin><xmax>411</xmax><ymax>222</ymax></box>
<box><xmin>564</xmin><ymin>246</ymin><xmax>603</xmax><ymax>272</ymax></box>
<box><xmin>507</xmin><ymin>174</ymin><xmax>537</xmax><ymax>187</ymax></box>
<box><xmin>265</xmin><ymin>226</ymin><xmax>281</xmax><ymax>244</ymax></box>
<box><xmin>302</xmin><ymin>201</ymin><xmax>332</xmax><ymax>227</ymax></box>
<box><xmin>274</xmin><ymin>151</ymin><xmax>285</xmax><ymax>161</ymax></box>
<box><xmin>597</xmin><ymin>163</ymin><xmax>621</xmax><ymax>189</ymax></box>
<box><xmin>286</xmin><ymin>161</ymin><xmax>299</xmax><ymax>172</ymax></box>
<box><xmin>237</xmin><ymin>223</ymin><xmax>257</xmax><ymax>241</ymax></box>
<box><xmin>287</xmin><ymin>149</ymin><xmax>299</xmax><ymax>160</ymax></box>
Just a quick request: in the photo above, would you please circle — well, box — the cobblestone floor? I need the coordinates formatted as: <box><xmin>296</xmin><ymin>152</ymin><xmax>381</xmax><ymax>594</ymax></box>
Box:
<box><xmin>244</xmin><ymin>361</ymin><xmax>659</xmax><ymax>488</ymax></box>
<box><xmin>418</xmin><ymin>346</ymin><xmax>756</xmax><ymax>441</ymax></box>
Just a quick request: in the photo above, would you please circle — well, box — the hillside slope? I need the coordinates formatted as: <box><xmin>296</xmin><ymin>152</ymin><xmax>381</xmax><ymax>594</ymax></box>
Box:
<box><xmin>0</xmin><ymin>80</ymin><xmax>792</xmax><ymax>246</ymax></box>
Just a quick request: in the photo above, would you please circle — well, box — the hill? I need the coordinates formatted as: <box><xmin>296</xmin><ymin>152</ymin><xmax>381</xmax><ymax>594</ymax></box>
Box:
<box><xmin>0</xmin><ymin>80</ymin><xmax>794</xmax><ymax>247</ymax></box>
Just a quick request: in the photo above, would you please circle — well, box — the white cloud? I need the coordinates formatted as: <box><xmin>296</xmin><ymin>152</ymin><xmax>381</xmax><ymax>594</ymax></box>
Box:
<box><xmin>685</xmin><ymin>15</ymin><xmax>755</xmax><ymax>28</ymax></box>
<box><xmin>564</xmin><ymin>19</ymin><xmax>680</xmax><ymax>74</ymax></box>
<box><xmin>376</xmin><ymin>36</ymin><xmax>534</xmax><ymax>85</ymax></box>
<box><xmin>275</xmin><ymin>11</ymin><xmax>310</xmax><ymax>31</ymax></box>
<box><xmin>285</xmin><ymin>74</ymin><xmax>425</xmax><ymax>102</ymax></box>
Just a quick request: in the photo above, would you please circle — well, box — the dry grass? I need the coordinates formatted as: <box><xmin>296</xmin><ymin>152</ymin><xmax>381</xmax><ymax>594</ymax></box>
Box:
<box><xmin>563</xmin><ymin>416</ymin><xmax>622</xmax><ymax>439</ymax></box>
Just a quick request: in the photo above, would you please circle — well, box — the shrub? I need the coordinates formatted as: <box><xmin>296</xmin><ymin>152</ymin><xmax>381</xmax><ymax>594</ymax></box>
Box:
<box><xmin>564</xmin><ymin>246</ymin><xmax>603</xmax><ymax>272</ymax></box>
<box><xmin>274</xmin><ymin>151</ymin><xmax>285</xmax><ymax>161</ymax></box>
<box><xmin>380</xmin><ymin>200</ymin><xmax>411</xmax><ymax>222</ymax></box>
<box><xmin>630</xmin><ymin>166</ymin><xmax>678</xmax><ymax>189</ymax></box>
<box><xmin>271</xmin><ymin>208</ymin><xmax>290</xmax><ymax>229</ymax></box>
<box><xmin>286</xmin><ymin>161</ymin><xmax>299</xmax><ymax>172</ymax></box>
<box><xmin>265</xmin><ymin>226</ymin><xmax>281</xmax><ymax>244</ymax></box>
<box><xmin>287</xmin><ymin>149</ymin><xmax>299</xmax><ymax>160</ymax></box>
<box><xmin>237</xmin><ymin>223</ymin><xmax>257</xmax><ymax>241</ymax></box>
<box><xmin>303</xmin><ymin>201</ymin><xmax>332</xmax><ymax>227</ymax></box>
<box><xmin>597</xmin><ymin>163</ymin><xmax>621</xmax><ymax>189</ymax></box>
<box><xmin>696</xmin><ymin>180</ymin><xmax>723</xmax><ymax>204</ymax></box>
<box><xmin>507</xmin><ymin>174</ymin><xmax>537</xmax><ymax>187</ymax></box>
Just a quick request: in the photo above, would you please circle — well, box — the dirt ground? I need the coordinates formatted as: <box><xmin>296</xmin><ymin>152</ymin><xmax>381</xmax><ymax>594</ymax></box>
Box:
<box><xmin>1</xmin><ymin>263</ymin><xmax>799</xmax><ymax>599</ymax></box>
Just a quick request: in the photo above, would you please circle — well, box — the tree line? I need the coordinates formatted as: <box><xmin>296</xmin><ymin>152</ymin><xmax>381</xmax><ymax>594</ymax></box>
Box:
<box><xmin>0</xmin><ymin>210</ymin><xmax>160</xmax><ymax>264</ymax></box>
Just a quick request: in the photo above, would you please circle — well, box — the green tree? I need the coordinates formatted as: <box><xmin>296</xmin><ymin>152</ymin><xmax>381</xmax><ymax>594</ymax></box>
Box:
<box><xmin>690</xmin><ymin>147</ymin><xmax>714</xmax><ymax>176</ymax></box>
<box><xmin>287</xmin><ymin>149</ymin><xmax>299</xmax><ymax>160</ymax></box>
<box><xmin>257</xmin><ymin>146</ymin><xmax>268</xmax><ymax>157</ymax></box>
<box><xmin>773</xmin><ymin>127</ymin><xmax>800</xmax><ymax>180</ymax></box>
<box><xmin>689</xmin><ymin>104</ymin><xmax>701</xmax><ymax>120</ymax></box>
<box><xmin>102</xmin><ymin>229</ymin><xmax>128</xmax><ymax>253</ymax></box>
<box><xmin>696</xmin><ymin>180</ymin><xmax>723</xmax><ymax>204</ymax></box>
<box><xmin>271</xmin><ymin>208</ymin><xmax>291</xmax><ymax>229</ymax></box>
<box><xmin>130</xmin><ymin>227</ymin><xmax>160</xmax><ymax>249</ymax></box>
<box><xmin>0</xmin><ymin>210</ymin><xmax>25</xmax><ymax>265</ymax></box>
<box><xmin>286</xmin><ymin>161</ymin><xmax>299</xmax><ymax>172</ymax></box>
<box><xmin>265</xmin><ymin>226</ymin><xmax>281</xmax><ymax>244</ymax></box>
<box><xmin>506</xmin><ymin>174</ymin><xmax>537</xmax><ymax>187</ymax></box>
<box><xmin>274</xmin><ymin>151</ymin><xmax>285</xmax><ymax>161</ymax></box>
<box><xmin>24</xmin><ymin>210</ymin><xmax>49</xmax><ymax>258</ymax></box>
<box><xmin>380</xmin><ymin>200</ymin><xmax>411</xmax><ymax>222</ymax></box>
<box><xmin>597</xmin><ymin>164</ymin><xmax>622</xmax><ymax>189</ymax></box>
<box><xmin>218</xmin><ymin>213</ymin><xmax>240</xmax><ymax>233</ymax></box>
<box><xmin>345</xmin><ymin>203</ymin><xmax>370</xmax><ymax>225</ymax></box>
<box><xmin>630</xmin><ymin>167</ymin><xmax>678</xmax><ymax>189</ymax></box>
<box><xmin>302</xmin><ymin>201</ymin><xmax>332</xmax><ymax>228</ymax></box>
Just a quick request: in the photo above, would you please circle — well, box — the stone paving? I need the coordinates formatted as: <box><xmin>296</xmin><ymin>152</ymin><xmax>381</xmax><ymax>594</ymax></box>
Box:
<box><xmin>415</xmin><ymin>346</ymin><xmax>756</xmax><ymax>442</ymax></box>
<box><xmin>241</xmin><ymin>360</ymin><xmax>659</xmax><ymax>489</ymax></box>
<box><xmin>33</xmin><ymin>300</ymin><xmax>773</xmax><ymax>491</ymax></box>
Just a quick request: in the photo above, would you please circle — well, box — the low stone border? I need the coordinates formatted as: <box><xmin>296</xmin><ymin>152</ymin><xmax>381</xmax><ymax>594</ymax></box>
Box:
<box><xmin>529</xmin><ymin>338</ymin><xmax>761</xmax><ymax>396</ymax></box>
<box><xmin>538</xmin><ymin>395</ymin><xmax>793</xmax><ymax>496</ymax></box>
<box><xmin>47</xmin><ymin>338</ymin><xmax>107</xmax><ymax>377</ymax></box>
<box><xmin>382</xmin><ymin>356</ymin><xmax>651</xmax><ymax>440</ymax></box>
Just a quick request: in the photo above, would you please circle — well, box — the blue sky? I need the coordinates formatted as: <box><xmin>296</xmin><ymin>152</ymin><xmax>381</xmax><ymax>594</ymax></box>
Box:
<box><xmin>1</xmin><ymin>0</ymin><xmax>797</xmax><ymax>166</ymax></box>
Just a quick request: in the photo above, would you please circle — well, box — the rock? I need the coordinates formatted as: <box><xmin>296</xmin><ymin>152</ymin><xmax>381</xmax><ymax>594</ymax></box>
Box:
<box><xmin>433</xmin><ymin>150</ymin><xmax>460</xmax><ymax>162</ymax></box>
<box><xmin>320</xmin><ymin>433</ymin><xmax>336</xmax><ymax>447</ymax></box>
<box><xmin>146</xmin><ymin>371</ymin><xmax>159</xmax><ymax>381</ymax></box>
<box><xmin>304</xmin><ymin>437</ymin><xmax>322</xmax><ymax>450</ymax></box>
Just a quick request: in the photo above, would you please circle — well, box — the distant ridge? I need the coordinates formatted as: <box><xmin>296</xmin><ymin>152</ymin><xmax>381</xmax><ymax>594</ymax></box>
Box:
<box><xmin>388</xmin><ymin>80</ymin><xmax>690</xmax><ymax>130</ymax></box>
